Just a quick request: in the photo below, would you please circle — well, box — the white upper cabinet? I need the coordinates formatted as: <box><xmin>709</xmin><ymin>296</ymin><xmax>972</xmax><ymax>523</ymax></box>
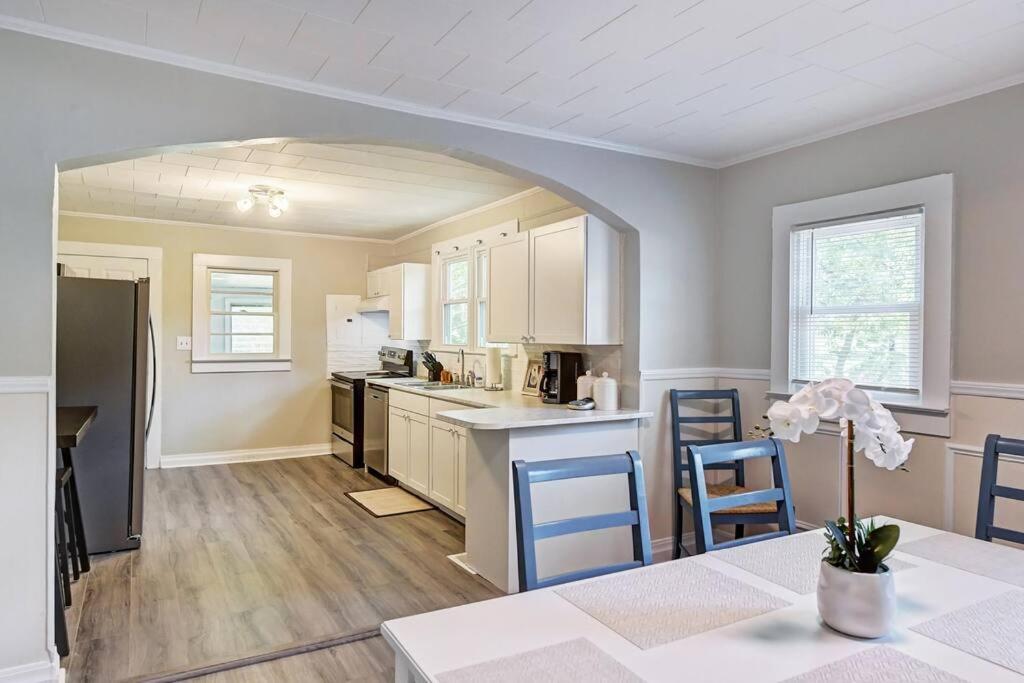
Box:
<box><xmin>366</xmin><ymin>268</ymin><xmax>387</xmax><ymax>298</ymax></box>
<box><xmin>366</xmin><ymin>263</ymin><xmax>431</xmax><ymax>340</ymax></box>
<box><xmin>487</xmin><ymin>215</ymin><xmax>622</xmax><ymax>345</ymax></box>
<box><xmin>486</xmin><ymin>231</ymin><xmax>530</xmax><ymax>344</ymax></box>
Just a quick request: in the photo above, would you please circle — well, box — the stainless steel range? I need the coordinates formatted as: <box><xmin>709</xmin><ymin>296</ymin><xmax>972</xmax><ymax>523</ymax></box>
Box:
<box><xmin>330</xmin><ymin>346</ymin><xmax>414</xmax><ymax>468</ymax></box>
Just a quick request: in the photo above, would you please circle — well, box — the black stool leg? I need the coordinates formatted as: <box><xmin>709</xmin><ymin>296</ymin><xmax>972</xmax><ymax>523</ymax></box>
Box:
<box><xmin>63</xmin><ymin>482</ymin><xmax>80</xmax><ymax>581</ymax></box>
<box><xmin>55</xmin><ymin>490</ymin><xmax>71</xmax><ymax>607</ymax></box>
<box><xmin>62</xmin><ymin>447</ymin><xmax>90</xmax><ymax>573</ymax></box>
<box><xmin>54</xmin><ymin>556</ymin><xmax>69</xmax><ymax>657</ymax></box>
<box><xmin>735</xmin><ymin>524</ymin><xmax>745</xmax><ymax>540</ymax></box>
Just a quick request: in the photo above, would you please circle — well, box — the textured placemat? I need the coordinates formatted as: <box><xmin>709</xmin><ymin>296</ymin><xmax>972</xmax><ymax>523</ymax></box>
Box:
<box><xmin>899</xmin><ymin>532</ymin><xmax>1024</xmax><ymax>587</ymax></box>
<box><xmin>911</xmin><ymin>589</ymin><xmax>1024</xmax><ymax>675</ymax></box>
<box><xmin>713</xmin><ymin>531</ymin><xmax>916</xmax><ymax>595</ymax></box>
<box><xmin>555</xmin><ymin>560</ymin><xmax>790</xmax><ymax>649</ymax></box>
<box><xmin>783</xmin><ymin>646</ymin><xmax>966</xmax><ymax>682</ymax></box>
<box><xmin>436</xmin><ymin>638</ymin><xmax>642</xmax><ymax>683</ymax></box>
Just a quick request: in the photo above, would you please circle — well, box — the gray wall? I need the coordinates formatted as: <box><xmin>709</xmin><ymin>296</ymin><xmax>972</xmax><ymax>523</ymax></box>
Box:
<box><xmin>716</xmin><ymin>83</ymin><xmax>1024</xmax><ymax>384</ymax></box>
<box><xmin>0</xmin><ymin>29</ymin><xmax>719</xmax><ymax>380</ymax></box>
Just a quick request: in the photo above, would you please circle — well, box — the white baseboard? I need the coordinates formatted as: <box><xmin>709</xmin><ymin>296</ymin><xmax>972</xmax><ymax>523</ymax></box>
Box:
<box><xmin>0</xmin><ymin>659</ymin><xmax>58</xmax><ymax>683</ymax></box>
<box><xmin>160</xmin><ymin>442</ymin><xmax>332</xmax><ymax>468</ymax></box>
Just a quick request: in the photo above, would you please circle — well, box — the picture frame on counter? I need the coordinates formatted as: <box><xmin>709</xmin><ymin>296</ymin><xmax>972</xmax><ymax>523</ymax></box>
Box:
<box><xmin>522</xmin><ymin>360</ymin><xmax>543</xmax><ymax>396</ymax></box>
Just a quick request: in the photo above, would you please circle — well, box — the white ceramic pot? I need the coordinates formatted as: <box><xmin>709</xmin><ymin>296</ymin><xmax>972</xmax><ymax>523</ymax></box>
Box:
<box><xmin>817</xmin><ymin>560</ymin><xmax>895</xmax><ymax>639</ymax></box>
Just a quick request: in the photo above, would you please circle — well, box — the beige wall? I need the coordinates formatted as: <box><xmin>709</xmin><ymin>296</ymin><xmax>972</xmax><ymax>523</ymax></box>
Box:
<box><xmin>59</xmin><ymin>215</ymin><xmax>391</xmax><ymax>456</ymax></box>
<box><xmin>707</xmin><ymin>82</ymin><xmax>1024</xmax><ymax>540</ymax></box>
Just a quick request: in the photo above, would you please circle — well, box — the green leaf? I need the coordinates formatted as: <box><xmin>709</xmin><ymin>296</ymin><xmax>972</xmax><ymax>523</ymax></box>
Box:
<box><xmin>868</xmin><ymin>524</ymin><xmax>900</xmax><ymax>566</ymax></box>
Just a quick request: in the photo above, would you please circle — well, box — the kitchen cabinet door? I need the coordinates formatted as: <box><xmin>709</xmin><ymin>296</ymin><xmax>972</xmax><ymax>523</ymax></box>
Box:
<box><xmin>530</xmin><ymin>218</ymin><xmax>586</xmax><ymax>344</ymax></box>
<box><xmin>367</xmin><ymin>270</ymin><xmax>383</xmax><ymax>298</ymax></box>
<box><xmin>454</xmin><ymin>426</ymin><xmax>467</xmax><ymax>516</ymax></box>
<box><xmin>487</xmin><ymin>231</ymin><xmax>530</xmax><ymax>343</ymax></box>
<box><xmin>406</xmin><ymin>412</ymin><xmax>430</xmax><ymax>495</ymax></box>
<box><xmin>428</xmin><ymin>421</ymin><xmax>456</xmax><ymax>510</ymax></box>
<box><xmin>388</xmin><ymin>407</ymin><xmax>409</xmax><ymax>482</ymax></box>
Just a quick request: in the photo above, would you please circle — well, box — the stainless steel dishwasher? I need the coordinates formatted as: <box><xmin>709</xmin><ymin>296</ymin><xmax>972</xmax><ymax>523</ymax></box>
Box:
<box><xmin>364</xmin><ymin>385</ymin><xmax>389</xmax><ymax>478</ymax></box>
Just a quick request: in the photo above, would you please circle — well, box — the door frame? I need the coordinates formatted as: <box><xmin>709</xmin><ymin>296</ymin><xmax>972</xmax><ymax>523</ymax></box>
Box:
<box><xmin>57</xmin><ymin>241</ymin><xmax>164</xmax><ymax>469</ymax></box>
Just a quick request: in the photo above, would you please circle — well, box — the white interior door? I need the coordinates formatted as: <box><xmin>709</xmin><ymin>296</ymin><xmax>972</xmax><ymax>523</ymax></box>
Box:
<box><xmin>58</xmin><ymin>250</ymin><xmax>162</xmax><ymax>469</ymax></box>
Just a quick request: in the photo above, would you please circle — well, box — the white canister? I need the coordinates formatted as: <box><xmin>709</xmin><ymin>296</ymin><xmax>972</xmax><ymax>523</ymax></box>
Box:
<box><xmin>576</xmin><ymin>370</ymin><xmax>595</xmax><ymax>399</ymax></box>
<box><xmin>592</xmin><ymin>372</ymin><xmax>619</xmax><ymax>411</ymax></box>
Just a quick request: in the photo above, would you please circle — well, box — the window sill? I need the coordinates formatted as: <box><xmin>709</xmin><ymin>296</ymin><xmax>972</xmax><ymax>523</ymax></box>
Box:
<box><xmin>192</xmin><ymin>360</ymin><xmax>292</xmax><ymax>374</ymax></box>
<box><xmin>765</xmin><ymin>388</ymin><xmax>950</xmax><ymax>437</ymax></box>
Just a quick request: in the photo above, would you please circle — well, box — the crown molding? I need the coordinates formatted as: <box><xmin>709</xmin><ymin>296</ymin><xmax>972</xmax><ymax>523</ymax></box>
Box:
<box><xmin>393</xmin><ymin>187</ymin><xmax>544</xmax><ymax>244</ymax></box>
<box><xmin>717</xmin><ymin>70</ymin><xmax>1024</xmax><ymax>168</ymax></box>
<box><xmin>59</xmin><ymin>211</ymin><xmax>394</xmax><ymax>244</ymax></box>
<box><xmin>0</xmin><ymin>17</ymin><xmax>715</xmax><ymax>169</ymax></box>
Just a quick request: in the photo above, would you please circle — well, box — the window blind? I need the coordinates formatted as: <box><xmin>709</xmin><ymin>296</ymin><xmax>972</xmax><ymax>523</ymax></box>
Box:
<box><xmin>789</xmin><ymin>209</ymin><xmax>924</xmax><ymax>393</ymax></box>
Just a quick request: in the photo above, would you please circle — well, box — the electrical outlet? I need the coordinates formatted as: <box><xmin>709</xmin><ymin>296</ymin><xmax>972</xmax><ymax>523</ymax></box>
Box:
<box><xmin>176</xmin><ymin>336</ymin><xmax>192</xmax><ymax>351</ymax></box>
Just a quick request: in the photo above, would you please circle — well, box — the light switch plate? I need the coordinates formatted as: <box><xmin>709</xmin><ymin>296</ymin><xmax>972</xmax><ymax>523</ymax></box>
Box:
<box><xmin>176</xmin><ymin>336</ymin><xmax>192</xmax><ymax>351</ymax></box>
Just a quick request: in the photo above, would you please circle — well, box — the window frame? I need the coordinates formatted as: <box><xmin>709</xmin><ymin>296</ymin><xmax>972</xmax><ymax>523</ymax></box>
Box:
<box><xmin>192</xmin><ymin>253</ymin><xmax>292</xmax><ymax>373</ymax></box>
<box><xmin>770</xmin><ymin>174</ymin><xmax>953</xmax><ymax>436</ymax></box>
<box><xmin>440</xmin><ymin>253</ymin><xmax>471</xmax><ymax>347</ymax></box>
<box><xmin>431</xmin><ymin>220</ymin><xmax>516</xmax><ymax>355</ymax></box>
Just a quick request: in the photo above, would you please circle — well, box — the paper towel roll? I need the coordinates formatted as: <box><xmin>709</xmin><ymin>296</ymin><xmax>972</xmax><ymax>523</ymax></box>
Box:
<box><xmin>485</xmin><ymin>347</ymin><xmax>502</xmax><ymax>387</ymax></box>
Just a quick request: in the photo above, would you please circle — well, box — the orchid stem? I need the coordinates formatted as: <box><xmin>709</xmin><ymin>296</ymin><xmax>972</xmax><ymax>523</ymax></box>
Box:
<box><xmin>846</xmin><ymin>420</ymin><xmax>856</xmax><ymax>557</ymax></box>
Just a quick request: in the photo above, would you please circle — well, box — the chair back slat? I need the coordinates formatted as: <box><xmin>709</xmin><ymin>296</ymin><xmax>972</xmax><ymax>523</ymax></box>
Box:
<box><xmin>688</xmin><ymin>438</ymin><xmax>796</xmax><ymax>553</ymax></box>
<box><xmin>533</xmin><ymin>511</ymin><xmax>640</xmax><ymax>540</ymax></box>
<box><xmin>975</xmin><ymin>434</ymin><xmax>1024</xmax><ymax>545</ymax></box>
<box><xmin>704</xmin><ymin>488</ymin><xmax>784</xmax><ymax>513</ymax></box>
<box><xmin>513</xmin><ymin>451</ymin><xmax>652</xmax><ymax>592</ymax></box>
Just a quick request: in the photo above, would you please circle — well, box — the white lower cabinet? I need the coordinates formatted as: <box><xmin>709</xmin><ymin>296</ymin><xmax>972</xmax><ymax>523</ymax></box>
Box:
<box><xmin>388</xmin><ymin>407</ymin><xmax>409</xmax><ymax>483</ymax></box>
<box><xmin>407</xmin><ymin>412</ymin><xmax>430</xmax><ymax>495</ymax></box>
<box><xmin>429</xmin><ymin>421</ymin><xmax>458</xmax><ymax>510</ymax></box>
<box><xmin>388</xmin><ymin>391</ymin><xmax>469</xmax><ymax>517</ymax></box>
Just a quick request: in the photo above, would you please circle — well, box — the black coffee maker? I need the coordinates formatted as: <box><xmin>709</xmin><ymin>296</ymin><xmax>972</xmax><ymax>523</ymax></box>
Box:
<box><xmin>540</xmin><ymin>351</ymin><xmax>584</xmax><ymax>404</ymax></box>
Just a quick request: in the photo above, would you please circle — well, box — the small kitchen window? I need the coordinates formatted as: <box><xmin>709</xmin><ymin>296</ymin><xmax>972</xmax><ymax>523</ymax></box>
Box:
<box><xmin>442</xmin><ymin>256</ymin><xmax>470</xmax><ymax>346</ymax></box>
<box><xmin>192</xmin><ymin>254</ymin><xmax>292</xmax><ymax>373</ymax></box>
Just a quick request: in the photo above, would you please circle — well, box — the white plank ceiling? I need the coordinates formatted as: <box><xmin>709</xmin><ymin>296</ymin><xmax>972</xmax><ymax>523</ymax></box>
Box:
<box><xmin>59</xmin><ymin>143</ymin><xmax>532</xmax><ymax>239</ymax></box>
<box><xmin>6</xmin><ymin>0</ymin><xmax>1024</xmax><ymax>165</ymax></box>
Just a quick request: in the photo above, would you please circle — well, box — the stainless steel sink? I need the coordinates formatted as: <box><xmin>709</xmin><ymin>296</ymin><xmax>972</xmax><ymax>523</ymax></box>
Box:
<box><xmin>420</xmin><ymin>383</ymin><xmax>471</xmax><ymax>391</ymax></box>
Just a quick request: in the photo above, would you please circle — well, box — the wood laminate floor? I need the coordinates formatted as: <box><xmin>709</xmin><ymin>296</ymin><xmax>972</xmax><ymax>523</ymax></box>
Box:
<box><xmin>191</xmin><ymin>636</ymin><xmax>394</xmax><ymax>683</ymax></box>
<box><xmin>63</xmin><ymin>455</ymin><xmax>500</xmax><ymax>682</ymax></box>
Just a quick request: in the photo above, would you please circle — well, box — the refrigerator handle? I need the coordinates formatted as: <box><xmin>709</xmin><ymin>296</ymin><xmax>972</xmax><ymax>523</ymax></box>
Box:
<box><xmin>146</xmin><ymin>316</ymin><xmax>156</xmax><ymax>438</ymax></box>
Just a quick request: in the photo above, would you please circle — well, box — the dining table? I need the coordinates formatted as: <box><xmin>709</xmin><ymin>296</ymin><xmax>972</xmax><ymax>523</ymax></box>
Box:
<box><xmin>381</xmin><ymin>517</ymin><xmax>1024</xmax><ymax>682</ymax></box>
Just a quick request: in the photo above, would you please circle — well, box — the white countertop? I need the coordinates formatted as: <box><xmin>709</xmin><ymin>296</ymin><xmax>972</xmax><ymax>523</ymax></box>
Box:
<box><xmin>437</xmin><ymin>407</ymin><xmax>651</xmax><ymax>430</ymax></box>
<box><xmin>368</xmin><ymin>377</ymin><xmax>650</xmax><ymax>430</ymax></box>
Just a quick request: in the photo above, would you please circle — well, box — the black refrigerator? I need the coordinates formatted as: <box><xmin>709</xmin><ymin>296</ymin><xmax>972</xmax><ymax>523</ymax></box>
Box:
<box><xmin>56</xmin><ymin>275</ymin><xmax>151</xmax><ymax>553</ymax></box>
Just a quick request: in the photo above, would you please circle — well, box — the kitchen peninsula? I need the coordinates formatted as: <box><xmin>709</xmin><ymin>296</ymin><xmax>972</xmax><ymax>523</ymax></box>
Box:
<box><xmin>368</xmin><ymin>378</ymin><xmax>650</xmax><ymax>593</ymax></box>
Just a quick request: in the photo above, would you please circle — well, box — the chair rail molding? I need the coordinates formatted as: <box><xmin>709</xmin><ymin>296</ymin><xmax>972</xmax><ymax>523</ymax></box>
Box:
<box><xmin>640</xmin><ymin>368</ymin><xmax>770</xmax><ymax>382</ymax></box>
<box><xmin>0</xmin><ymin>376</ymin><xmax>53</xmax><ymax>394</ymax></box>
<box><xmin>940</xmin><ymin>441</ymin><xmax>1024</xmax><ymax>533</ymax></box>
<box><xmin>950</xmin><ymin>380</ymin><xmax>1024</xmax><ymax>401</ymax></box>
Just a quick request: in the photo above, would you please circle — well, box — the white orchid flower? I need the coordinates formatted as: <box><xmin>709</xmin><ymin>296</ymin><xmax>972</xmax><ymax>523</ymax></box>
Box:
<box><xmin>767</xmin><ymin>401</ymin><xmax>815</xmax><ymax>442</ymax></box>
<box><xmin>769</xmin><ymin>377</ymin><xmax>914</xmax><ymax>470</ymax></box>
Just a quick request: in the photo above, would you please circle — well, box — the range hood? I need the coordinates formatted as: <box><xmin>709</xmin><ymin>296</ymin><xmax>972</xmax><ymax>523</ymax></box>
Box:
<box><xmin>356</xmin><ymin>295</ymin><xmax>390</xmax><ymax>313</ymax></box>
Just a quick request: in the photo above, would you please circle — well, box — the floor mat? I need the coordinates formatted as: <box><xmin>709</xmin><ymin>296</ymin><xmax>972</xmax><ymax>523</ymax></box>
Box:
<box><xmin>347</xmin><ymin>487</ymin><xmax>434</xmax><ymax>517</ymax></box>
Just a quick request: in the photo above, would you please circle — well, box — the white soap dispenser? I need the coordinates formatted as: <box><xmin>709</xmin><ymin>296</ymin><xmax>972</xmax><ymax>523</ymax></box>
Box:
<box><xmin>576</xmin><ymin>370</ymin><xmax>595</xmax><ymax>400</ymax></box>
<box><xmin>592</xmin><ymin>372</ymin><xmax>619</xmax><ymax>411</ymax></box>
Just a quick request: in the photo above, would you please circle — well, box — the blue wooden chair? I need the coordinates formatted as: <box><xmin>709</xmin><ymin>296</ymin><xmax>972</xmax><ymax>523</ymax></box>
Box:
<box><xmin>670</xmin><ymin>389</ymin><xmax>779</xmax><ymax>558</ymax></box>
<box><xmin>512</xmin><ymin>451</ymin><xmax>653</xmax><ymax>592</ymax></box>
<box><xmin>687</xmin><ymin>438</ymin><xmax>796</xmax><ymax>552</ymax></box>
<box><xmin>975</xmin><ymin>434</ymin><xmax>1024</xmax><ymax>545</ymax></box>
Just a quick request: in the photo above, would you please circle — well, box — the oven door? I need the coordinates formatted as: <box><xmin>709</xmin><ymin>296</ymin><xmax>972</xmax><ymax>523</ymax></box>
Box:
<box><xmin>330</xmin><ymin>379</ymin><xmax>355</xmax><ymax>442</ymax></box>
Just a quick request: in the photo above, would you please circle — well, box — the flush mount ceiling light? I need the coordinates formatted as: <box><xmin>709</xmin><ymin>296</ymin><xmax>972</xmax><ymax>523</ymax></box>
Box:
<box><xmin>236</xmin><ymin>185</ymin><xmax>289</xmax><ymax>218</ymax></box>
